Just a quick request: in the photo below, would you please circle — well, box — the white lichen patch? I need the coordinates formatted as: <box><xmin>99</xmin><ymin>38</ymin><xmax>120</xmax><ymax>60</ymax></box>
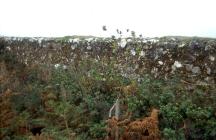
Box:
<box><xmin>139</xmin><ymin>50</ymin><xmax>145</xmax><ymax>57</ymax></box>
<box><xmin>63</xmin><ymin>65</ymin><xmax>67</xmax><ymax>70</ymax></box>
<box><xmin>209</xmin><ymin>55</ymin><xmax>215</xmax><ymax>61</ymax></box>
<box><xmin>71</xmin><ymin>45</ymin><xmax>76</xmax><ymax>50</ymax></box>
<box><xmin>173</xmin><ymin>61</ymin><xmax>182</xmax><ymax>68</ymax></box>
<box><xmin>54</xmin><ymin>64</ymin><xmax>61</xmax><ymax>68</ymax></box>
<box><xmin>6</xmin><ymin>46</ymin><xmax>11</xmax><ymax>51</ymax></box>
<box><xmin>130</xmin><ymin>49</ymin><xmax>136</xmax><ymax>56</ymax></box>
<box><xmin>119</xmin><ymin>39</ymin><xmax>127</xmax><ymax>48</ymax></box>
<box><xmin>178</xmin><ymin>43</ymin><xmax>185</xmax><ymax>48</ymax></box>
<box><xmin>87</xmin><ymin>46</ymin><xmax>92</xmax><ymax>50</ymax></box>
<box><xmin>73</xmin><ymin>38</ymin><xmax>79</xmax><ymax>43</ymax></box>
<box><xmin>206</xmin><ymin>67</ymin><xmax>211</xmax><ymax>75</ymax></box>
<box><xmin>171</xmin><ymin>61</ymin><xmax>182</xmax><ymax>72</ymax></box>
<box><xmin>158</xmin><ymin>61</ymin><xmax>163</xmax><ymax>65</ymax></box>
<box><xmin>86</xmin><ymin>38</ymin><xmax>94</xmax><ymax>42</ymax></box>
<box><xmin>149</xmin><ymin>38</ymin><xmax>159</xmax><ymax>43</ymax></box>
<box><xmin>38</xmin><ymin>38</ymin><xmax>43</xmax><ymax>44</ymax></box>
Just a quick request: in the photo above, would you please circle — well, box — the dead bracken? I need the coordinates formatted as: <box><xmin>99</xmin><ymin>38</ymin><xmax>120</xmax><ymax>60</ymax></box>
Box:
<box><xmin>106</xmin><ymin>109</ymin><xmax>160</xmax><ymax>140</ymax></box>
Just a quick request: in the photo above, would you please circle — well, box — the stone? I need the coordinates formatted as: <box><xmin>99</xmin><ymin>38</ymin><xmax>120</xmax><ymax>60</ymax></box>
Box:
<box><xmin>119</xmin><ymin>39</ymin><xmax>127</xmax><ymax>48</ymax></box>
<box><xmin>149</xmin><ymin>38</ymin><xmax>159</xmax><ymax>43</ymax></box>
<box><xmin>186</xmin><ymin>64</ymin><xmax>193</xmax><ymax>71</ymax></box>
<box><xmin>205</xmin><ymin>45</ymin><xmax>212</xmax><ymax>51</ymax></box>
<box><xmin>162</xmin><ymin>50</ymin><xmax>168</xmax><ymax>55</ymax></box>
<box><xmin>143</xmin><ymin>45</ymin><xmax>149</xmax><ymax>49</ymax></box>
<box><xmin>139</xmin><ymin>51</ymin><xmax>145</xmax><ymax>57</ymax></box>
<box><xmin>154</xmin><ymin>55</ymin><xmax>159</xmax><ymax>60</ymax></box>
<box><xmin>151</xmin><ymin>67</ymin><xmax>158</xmax><ymax>74</ymax></box>
<box><xmin>196</xmin><ymin>81</ymin><xmax>208</xmax><ymax>86</ymax></box>
<box><xmin>87</xmin><ymin>46</ymin><xmax>92</xmax><ymax>50</ymax></box>
<box><xmin>73</xmin><ymin>38</ymin><xmax>79</xmax><ymax>43</ymax></box>
<box><xmin>192</xmin><ymin>66</ymin><xmax>201</xmax><ymax>74</ymax></box>
<box><xmin>178</xmin><ymin>43</ymin><xmax>185</xmax><ymax>48</ymax></box>
<box><xmin>204</xmin><ymin>77</ymin><xmax>211</xmax><ymax>82</ymax></box>
<box><xmin>158</xmin><ymin>61</ymin><xmax>163</xmax><ymax>65</ymax></box>
<box><xmin>131</xmin><ymin>49</ymin><xmax>136</xmax><ymax>56</ymax></box>
<box><xmin>171</xmin><ymin>65</ymin><xmax>176</xmax><ymax>72</ymax></box>
<box><xmin>71</xmin><ymin>45</ymin><xmax>76</xmax><ymax>50</ymax></box>
<box><xmin>6</xmin><ymin>46</ymin><xmax>11</xmax><ymax>51</ymax></box>
<box><xmin>209</xmin><ymin>55</ymin><xmax>215</xmax><ymax>61</ymax></box>
<box><xmin>63</xmin><ymin>65</ymin><xmax>67</xmax><ymax>70</ymax></box>
<box><xmin>173</xmin><ymin>61</ymin><xmax>182</xmax><ymax>68</ymax></box>
<box><xmin>38</xmin><ymin>38</ymin><xmax>43</xmax><ymax>44</ymax></box>
<box><xmin>206</xmin><ymin>67</ymin><xmax>211</xmax><ymax>75</ymax></box>
<box><xmin>86</xmin><ymin>38</ymin><xmax>94</xmax><ymax>42</ymax></box>
<box><xmin>54</xmin><ymin>64</ymin><xmax>60</xmax><ymax>68</ymax></box>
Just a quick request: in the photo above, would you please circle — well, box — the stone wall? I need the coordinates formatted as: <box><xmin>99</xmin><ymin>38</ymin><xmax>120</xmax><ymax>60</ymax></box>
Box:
<box><xmin>0</xmin><ymin>36</ymin><xmax>215</xmax><ymax>85</ymax></box>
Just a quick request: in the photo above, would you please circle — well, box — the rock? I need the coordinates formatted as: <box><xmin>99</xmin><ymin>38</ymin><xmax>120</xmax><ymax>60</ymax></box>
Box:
<box><xmin>154</xmin><ymin>55</ymin><xmax>159</xmax><ymax>60</ymax></box>
<box><xmin>149</xmin><ymin>38</ymin><xmax>159</xmax><ymax>43</ymax></box>
<box><xmin>151</xmin><ymin>67</ymin><xmax>158</xmax><ymax>74</ymax></box>
<box><xmin>206</xmin><ymin>67</ymin><xmax>211</xmax><ymax>75</ymax></box>
<box><xmin>204</xmin><ymin>77</ymin><xmax>212</xmax><ymax>82</ymax></box>
<box><xmin>63</xmin><ymin>65</ymin><xmax>67</xmax><ymax>70</ymax></box>
<box><xmin>205</xmin><ymin>45</ymin><xmax>212</xmax><ymax>51</ymax></box>
<box><xmin>158</xmin><ymin>61</ymin><xmax>163</xmax><ymax>65</ymax></box>
<box><xmin>171</xmin><ymin>65</ymin><xmax>176</xmax><ymax>72</ymax></box>
<box><xmin>196</xmin><ymin>81</ymin><xmax>208</xmax><ymax>86</ymax></box>
<box><xmin>73</xmin><ymin>38</ymin><xmax>79</xmax><ymax>43</ymax></box>
<box><xmin>139</xmin><ymin>50</ymin><xmax>145</xmax><ymax>57</ymax></box>
<box><xmin>143</xmin><ymin>45</ymin><xmax>149</xmax><ymax>49</ymax></box>
<box><xmin>192</xmin><ymin>66</ymin><xmax>201</xmax><ymax>74</ymax></box>
<box><xmin>87</xmin><ymin>46</ymin><xmax>92</xmax><ymax>50</ymax></box>
<box><xmin>1</xmin><ymin>36</ymin><xmax>216</xmax><ymax>85</ymax></box>
<box><xmin>119</xmin><ymin>39</ymin><xmax>127</xmax><ymax>48</ymax></box>
<box><xmin>209</xmin><ymin>55</ymin><xmax>215</xmax><ymax>61</ymax></box>
<box><xmin>86</xmin><ymin>38</ymin><xmax>94</xmax><ymax>42</ymax></box>
<box><xmin>135</xmin><ymin>64</ymin><xmax>139</xmax><ymax>69</ymax></box>
<box><xmin>6</xmin><ymin>46</ymin><xmax>11</xmax><ymax>51</ymax></box>
<box><xmin>171</xmin><ymin>61</ymin><xmax>183</xmax><ymax>73</ymax></box>
<box><xmin>38</xmin><ymin>38</ymin><xmax>43</xmax><ymax>44</ymax></box>
<box><xmin>173</xmin><ymin>61</ymin><xmax>182</xmax><ymax>68</ymax></box>
<box><xmin>162</xmin><ymin>50</ymin><xmax>168</xmax><ymax>55</ymax></box>
<box><xmin>178</xmin><ymin>43</ymin><xmax>185</xmax><ymax>48</ymax></box>
<box><xmin>71</xmin><ymin>45</ymin><xmax>76</xmax><ymax>50</ymax></box>
<box><xmin>54</xmin><ymin>64</ymin><xmax>60</xmax><ymax>68</ymax></box>
<box><xmin>130</xmin><ymin>49</ymin><xmax>136</xmax><ymax>56</ymax></box>
<box><xmin>186</xmin><ymin>64</ymin><xmax>193</xmax><ymax>71</ymax></box>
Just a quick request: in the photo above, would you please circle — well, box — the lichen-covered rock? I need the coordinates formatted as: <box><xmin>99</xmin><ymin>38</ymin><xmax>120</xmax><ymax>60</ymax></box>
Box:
<box><xmin>1</xmin><ymin>36</ymin><xmax>215</xmax><ymax>85</ymax></box>
<box><xmin>192</xmin><ymin>66</ymin><xmax>201</xmax><ymax>74</ymax></box>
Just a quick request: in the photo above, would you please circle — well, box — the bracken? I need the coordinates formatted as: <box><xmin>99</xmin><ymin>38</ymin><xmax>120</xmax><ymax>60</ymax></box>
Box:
<box><xmin>106</xmin><ymin>108</ymin><xmax>160</xmax><ymax>140</ymax></box>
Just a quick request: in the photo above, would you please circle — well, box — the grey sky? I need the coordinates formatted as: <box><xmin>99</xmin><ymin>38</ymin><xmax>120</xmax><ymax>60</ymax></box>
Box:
<box><xmin>0</xmin><ymin>0</ymin><xmax>216</xmax><ymax>37</ymax></box>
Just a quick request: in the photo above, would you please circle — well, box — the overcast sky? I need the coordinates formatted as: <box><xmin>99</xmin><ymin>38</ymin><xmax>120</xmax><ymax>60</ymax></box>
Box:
<box><xmin>0</xmin><ymin>0</ymin><xmax>216</xmax><ymax>37</ymax></box>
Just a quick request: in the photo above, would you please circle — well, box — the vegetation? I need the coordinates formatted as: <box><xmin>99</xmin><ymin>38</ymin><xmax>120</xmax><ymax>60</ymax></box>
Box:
<box><xmin>0</xmin><ymin>35</ymin><xmax>216</xmax><ymax>140</ymax></box>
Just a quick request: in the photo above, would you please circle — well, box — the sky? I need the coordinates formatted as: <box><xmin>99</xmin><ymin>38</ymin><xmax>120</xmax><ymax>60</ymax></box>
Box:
<box><xmin>0</xmin><ymin>0</ymin><xmax>216</xmax><ymax>38</ymax></box>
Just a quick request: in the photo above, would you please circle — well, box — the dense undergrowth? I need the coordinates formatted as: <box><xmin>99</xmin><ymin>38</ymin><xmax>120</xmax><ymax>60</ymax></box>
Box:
<box><xmin>0</xmin><ymin>40</ymin><xmax>216</xmax><ymax>140</ymax></box>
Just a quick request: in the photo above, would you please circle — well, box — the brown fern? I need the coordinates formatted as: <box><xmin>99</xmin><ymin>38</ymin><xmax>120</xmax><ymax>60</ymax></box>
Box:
<box><xmin>106</xmin><ymin>109</ymin><xmax>160</xmax><ymax>140</ymax></box>
<box><xmin>0</xmin><ymin>89</ymin><xmax>16</xmax><ymax>139</ymax></box>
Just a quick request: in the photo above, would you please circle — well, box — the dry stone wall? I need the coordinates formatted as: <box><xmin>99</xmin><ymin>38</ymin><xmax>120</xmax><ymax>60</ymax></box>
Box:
<box><xmin>0</xmin><ymin>36</ymin><xmax>215</xmax><ymax>85</ymax></box>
